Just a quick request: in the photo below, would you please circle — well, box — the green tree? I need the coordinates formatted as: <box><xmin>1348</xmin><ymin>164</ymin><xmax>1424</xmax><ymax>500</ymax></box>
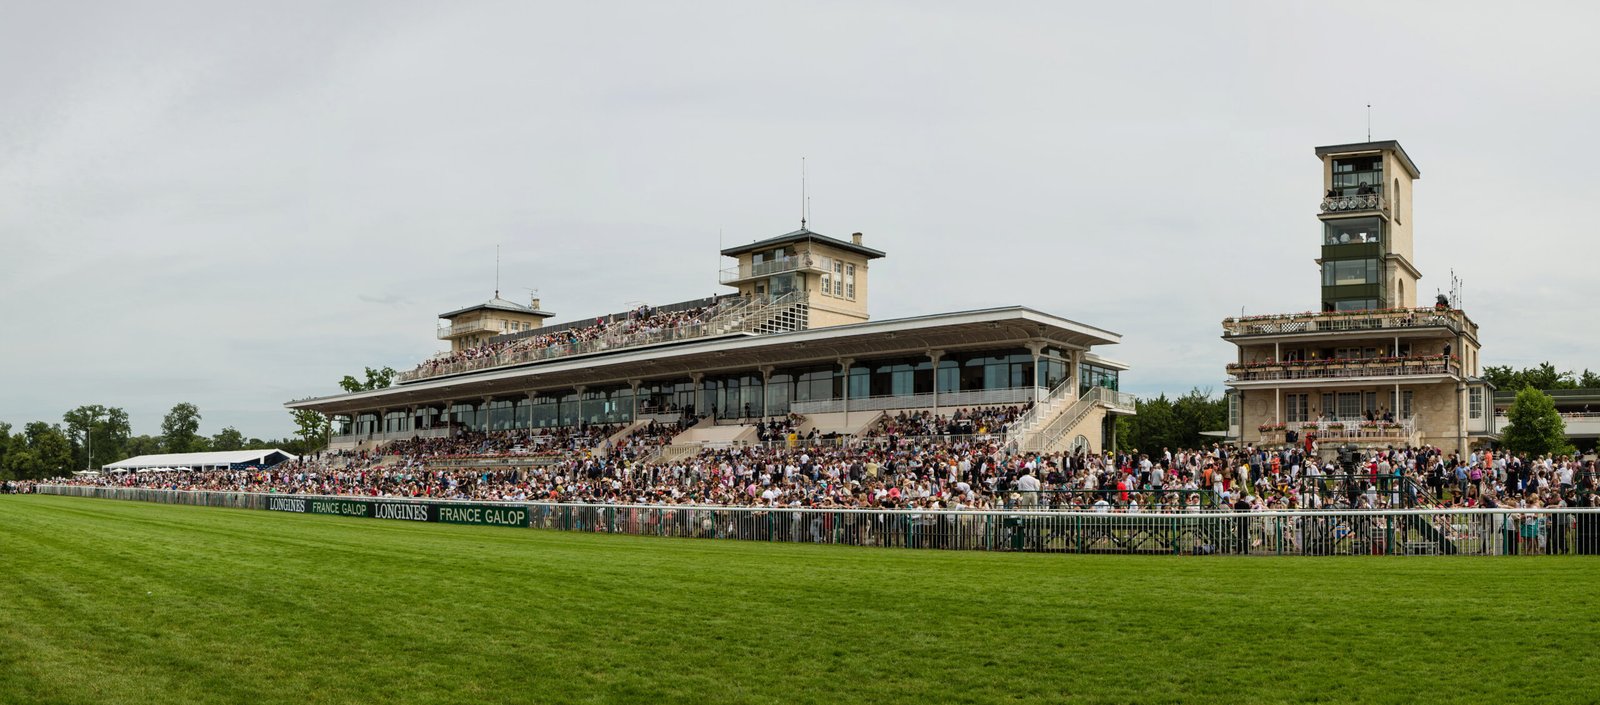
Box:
<box><xmin>1500</xmin><ymin>387</ymin><xmax>1574</xmax><ymax>458</ymax></box>
<box><xmin>339</xmin><ymin>367</ymin><xmax>397</xmax><ymax>393</ymax></box>
<box><xmin>161</xmin><ymin>403</ymin><xmax>203</xmax><ymax>454</ymax></box>
<box><xmin>9</xmin><ymin>422</ymin><xmax>74</xmax><ymax>479</ymax></box>
<box><xmin>1581</xmin><ymin>369</ymin><xmax>1600</xmax><ymax>388</ymax></box>
<box><xmin>62</xmin><ymin>405</ymin><xmax>132</xmax><ymax>471</ymax></box>
<box><xmin>1483</xmin><ymin>363</ymin><xmax>1581</xmax><ymax>392</ymax></box>
<box><xmin>290</xmin><ymin>409</ymin><xmax>331</xmax><ymax>452</ymax></box>
<box><xmin>211</xmin><ymin>426</ymin><xmax>246</xmax><ymax>452</ymax></box>
<box><xmin>123</xmin><ymin>435</ymin><xmax>164</xmax><ymax>458</ymax></box>
<box><xmin>0</xmin><ymin>422</ymin><xmax>12</xmax><ymax>480</ymax></box>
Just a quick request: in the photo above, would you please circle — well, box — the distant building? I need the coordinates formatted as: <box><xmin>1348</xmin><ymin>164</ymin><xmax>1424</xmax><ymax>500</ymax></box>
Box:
<box><xmin>1493</xmin><ymin>389</ymin><xmax>1600</xmax><ymax>452</ymax></box>
<box><xmin>1221</xmin><ymin>141</ymin><xmax>1495</xmax><ymax>456</ymax></box>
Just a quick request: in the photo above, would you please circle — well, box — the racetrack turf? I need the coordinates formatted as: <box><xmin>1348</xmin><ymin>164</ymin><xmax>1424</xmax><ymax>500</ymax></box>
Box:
<box><xmin>2</xmin><ymin>495</ymin><xmax>1596</xmax><ymax>704</ymax></box>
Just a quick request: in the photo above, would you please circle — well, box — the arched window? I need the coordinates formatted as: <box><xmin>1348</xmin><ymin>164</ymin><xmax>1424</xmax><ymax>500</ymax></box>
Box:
<box><xmin>1394</xmin><ymin>178</ymin><xmax>1401</xmax><ymax>223</ymax></box>
<box><xmin>1398</xmin><ymin>280</ymin><xmax>1405</xmax><ymax>307</ymax></box>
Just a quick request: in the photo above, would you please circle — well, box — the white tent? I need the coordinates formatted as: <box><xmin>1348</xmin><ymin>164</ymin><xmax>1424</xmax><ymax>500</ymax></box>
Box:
<box><xmin>103</xmin><ymin>449</ymin><xmax>298</xmax><ymax>473</ymax></box>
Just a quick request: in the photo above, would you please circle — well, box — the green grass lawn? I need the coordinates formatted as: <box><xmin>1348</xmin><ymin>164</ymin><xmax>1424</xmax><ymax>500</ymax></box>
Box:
<box><xmin>2</xmin><ymin>495</ymin><xmax>1597</xmax><ymax>705</ymax></box>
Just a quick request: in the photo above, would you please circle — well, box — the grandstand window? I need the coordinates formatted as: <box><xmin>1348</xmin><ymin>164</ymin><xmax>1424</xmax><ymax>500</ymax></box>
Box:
<box><xmin>936</xmin><ymin>359</ymin><xmax>960</xmax><ymax>394</ymax></box>
<box><xmin>766</xmin><ymin>373</ymin><xmax>793</xmax><ymax>415</ymax></box>
<box><xmin>488</xmin><ymin>399</ymin><xmax>515</xmax><ymax>430</ymax></box>
<box><xmin>833</xmin><ymin>261</ymin><xmax>844</xmax><ymax>297</ymax></box>
<box><xmin>527</xmin><ymin>393</ymin><xmax>560</xmax><ymax>428</ymax></box>
<box><xmin>846</xmin><ymin>264</ymin><xmax>856</xmax><ymax>300</ymax></box>
<box><xmin>1077</xmin><ymin>362</ymin><xmax>1120</xmax><ymax>395</ymax></box>
<box><xmin>1469</xmin><ymin>387</ymin><xmax>1483</xmax><ymax>419</ymax></box>
<box><xmin>837</xmin><ymin>364</ymin><xmax>870</xmax><ymax>400</ymax></box>
<box><xmin>793</xmin><ymin>367</ymin><xmax>834</xmax><ymax>402</ymax></box>
<box><xmin>558</xmin><ymin>392</ymin><xmax>582</xmax><ymax>427</ymax></box>
<box><xmin>820</xmin><ymin>271</ymin><xmax>831</xmax><ymax>297</ymax></box>
<box><xmin>770</xmin><ymin>272</ymin><xmax>801</xmax><ymax>297</ymax></box>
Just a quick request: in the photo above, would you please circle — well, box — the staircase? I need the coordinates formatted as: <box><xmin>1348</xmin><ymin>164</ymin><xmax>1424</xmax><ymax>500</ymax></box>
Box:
<box><xmin>707</xmin><ymin>292</ymin><xmax>809</xmax><ymax>336</ymax></box>
<box><xmin>1009</xmin><ymin>386</ymin><xmax>1137</xmax><ymax>454</ymax></box>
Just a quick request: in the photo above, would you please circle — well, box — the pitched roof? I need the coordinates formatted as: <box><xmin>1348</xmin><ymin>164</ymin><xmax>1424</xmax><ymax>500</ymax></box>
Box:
<box><xmin>439</xmin><ymin>296</ymin><xmax>556</xmax><ymax>320</ymax></box>
<box><xmin>720</xmin><ymin>228</ymin><xmax>886</xmax><ymax>259</ymax></box>
<box><xmin>103</xmin><ymin>449</ymin><xmax>298</xmax><ymax>470</ymax></box>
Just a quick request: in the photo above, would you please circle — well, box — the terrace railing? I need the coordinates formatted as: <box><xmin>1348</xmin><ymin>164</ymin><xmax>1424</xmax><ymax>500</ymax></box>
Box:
<box><xmin>34</xmin><ymin>485</ymin><xmax>1600</xmax><ymax>556</ymax></box>
<box><xmin>399</xmin><ymin>293</ymin><xmax>808</xmax><ymax>383</ymax></box>
<box><xmin>1257</xmin><ymin>417</ymin><xmax>1417</xmax><ymax>445</ymax></box>
<box><xmin>789</xmin><ymin>386</ymin><xmax>1038</xmax><ymax>415</ymax></box>
<box><xmin>1222</xmin><ymin>307</ymin><xmax>1477</xmax><ymax>339</ymax></box>
<box><xmin>1227</xmin><ymin>356</ymin><xmax>1460</xmax><ymax>382</ymax></box>
<box><xmin>1320</xmin><ymin>192</ymin><xmax>1387</xmax><ymax>214</ymax></box>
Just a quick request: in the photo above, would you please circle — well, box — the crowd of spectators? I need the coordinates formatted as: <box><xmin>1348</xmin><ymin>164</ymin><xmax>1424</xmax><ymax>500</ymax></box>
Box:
<box><xmin>409</xmin><ymin>302</ymin><xmax>722</xmax><ymax>379</ymax></box>
<box><xmin>861</xmin><ymin>404</ymin><xmax>1032</xmax><ymax>440</ymax></box>
<box><xmin>31</xmin><ymin>402</ymin><xmax>1599</xmax><ymax>520</ymax></box>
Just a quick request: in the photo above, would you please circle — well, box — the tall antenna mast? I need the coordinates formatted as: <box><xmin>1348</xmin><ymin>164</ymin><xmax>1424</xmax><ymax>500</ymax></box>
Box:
<box><xmin>800</xmin><ymin>157</ymin><xmax>807</xmax><ymax>229</ymax></box>
<box><xmin>1366</xmin><ymin>104</ymin><xmax>1372</xmax><ymax>142</ymax></box>
<box><xmin>495</xmin><ymin>244</ymin><xmax>501</xmax><ymax>299</ymax></box>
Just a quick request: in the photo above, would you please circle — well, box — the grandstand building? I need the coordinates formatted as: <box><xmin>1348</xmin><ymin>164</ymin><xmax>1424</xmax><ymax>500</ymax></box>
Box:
<box><xmin>1221</xmin><ymin>140</ymin><xmax>1496</xmax><ymax>456</ymax></box>
<box><xmin>288</xmin><ymin>228</ymin><xmax>1137</xmax><ymax>454</ymax></box>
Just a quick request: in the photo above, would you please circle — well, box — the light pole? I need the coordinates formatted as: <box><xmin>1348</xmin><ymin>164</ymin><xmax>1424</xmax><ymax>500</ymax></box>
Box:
<box><xmin>85</xmin><ymin>409</ymin><xmax>99</xmax><ymax>474</ymax></box>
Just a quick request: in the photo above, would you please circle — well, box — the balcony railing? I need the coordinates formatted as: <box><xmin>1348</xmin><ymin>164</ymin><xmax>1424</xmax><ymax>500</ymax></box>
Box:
<box><xmin>1320</xmin><ymin>193</ymin><xmax>1387</xmax><ymax>213</ymax></box>
<box><xmin>1256</xmin><ymin>416</ymin><xmax>1416</xmax><ymax>445</ymax></box>
<box><xmin>718</xmin><ymin>254</ymin><xmax>825</xmax><ymax>284</ymax></box>
<box><xmin>1222</xmin><ymin>307</ymin><xmax>1476</xmax><ymax>339</ymax></box>
<box><xmin>398</xmin><ymin>292</ymin><xmax>808</xmax><ymax>384</ymax></box>
<box><xmin>788</xmin><ymin>386</ymin><xmax>1038</xmax><ymax>415</ymax></box>
<box><xmin>1227</xmin><ymin>355</ymin><xmax>1461</xmax><ymax>382</ymax></box>
<box><xmin>437</xmin><ymin>319</ymin><xmax>499</xmax><ymax>339</ymax></box>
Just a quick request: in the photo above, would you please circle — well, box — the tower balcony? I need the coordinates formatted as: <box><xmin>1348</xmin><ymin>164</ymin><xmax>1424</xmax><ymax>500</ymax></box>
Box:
<box><xmin>719</xmin><ymin>254</ymin><xmax>828</xmax><ymax>285</ymax></box>
<box><xmin>1320</xmin><ymin>192</ymin><xmax>1388</xmax><ymax>215</ymax></box>
<box><xmin>1222</xmin><ymin>307</ymin><xmax>1477</xmax><ymax>340</ymax></box>
<box><xmin>1226</xmin><ymin>355</ymin><xmax>1460</xmax><ymax>384</ymax></box>
<box><xmin>437</xmin><ymin>320</ymin><xmax>497</xmax><ymax>340</ymax></box>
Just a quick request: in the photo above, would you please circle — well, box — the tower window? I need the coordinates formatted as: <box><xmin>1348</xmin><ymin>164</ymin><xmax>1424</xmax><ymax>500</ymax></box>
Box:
<box><xmin>1323</xmin><ymin>217</ymin><xmax>1383</xmax><ymax>245</ymax></box>
<box><xmin>1330</xmin><ymin>155</ymin><xmax>1383</xmax><ymax>197</ymax></box>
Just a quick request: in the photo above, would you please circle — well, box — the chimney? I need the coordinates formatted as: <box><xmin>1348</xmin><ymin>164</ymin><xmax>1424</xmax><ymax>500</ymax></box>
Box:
<box><xmin>530</xmin><ymin>297</ymin><xmax>542</xmax><ymax>311</ymax></box>
<box><xmin>851</xmin><ymin>232</ymin><xmax>863</xmax><ymax>245</ymax></box>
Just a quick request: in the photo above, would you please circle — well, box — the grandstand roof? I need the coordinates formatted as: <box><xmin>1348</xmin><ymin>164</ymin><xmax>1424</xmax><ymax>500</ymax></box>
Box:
<box><xmin>287</xmin><ymin>306</ymin><xmax>1121</xmax><ymax>415</ymax></box>
<box><xmin>439</xmin><ymin>296</ymin><xmax>556</xmax><ymax>320</ymax></box>
<box><xmin>720</xmin><ymin>228</ymin><xmax>886</xmax><ymax>259</ymax></box>
<box><xmin>103</xmin><ymin>449</ymin><xmax>298</xmax><ymax>471</ymax></box>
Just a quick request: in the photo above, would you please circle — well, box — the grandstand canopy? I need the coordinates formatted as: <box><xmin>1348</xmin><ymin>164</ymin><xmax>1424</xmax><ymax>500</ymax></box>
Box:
<box><xmin>103</xmin><ymin>449</ymin><xmax>297</xmax><ymax>472</ymax></box>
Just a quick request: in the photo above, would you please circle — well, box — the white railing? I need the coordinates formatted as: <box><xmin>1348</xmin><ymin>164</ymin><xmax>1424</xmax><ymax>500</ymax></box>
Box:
<box><xmin>38</xmin><ymin>485</ymin><xmax>1600</xmax><ymax>556</ymax></box>
<box><xmin>1227</xmin><ymin>357</ymin><xmax>1460</xmax><ymax>382</ymax></box>
<box><xmin>436</xmin><ymin>319</ymin><xmax>498</xmax><ymax>339</ymax></box>
<box><xmin>1320</xmin><ymin>192</ymin><xmax>1386</xmax><ymax>213</ymax></box>
<box><xmin>789</xmin><ymin>386</ymin><xmax>1037</xmax><ymax>415</ymax></box>
<box><xmin>1005</xmin><ymin>377</ymin><xmax>1075</xmax><ymax>447</ymax></box>
<box><xmin>1494</xmin><ymin>413</ymin><xmax>1600</xmax><ymax>436</ymax></box>
<box><xmin>718</xmin><ymin>254</ymin><xmax>825</xmax><ymax>284</ymax></box>
<box><xmin>1022</xmin><ymin>387</ymin><xmax>1138</xmax><ymax>453</ymax></box>
<box><xmin>1258</xmin><ymin>416</ymin><xmax>1416</xmax><ymax>444</ymax></box>
<box><xmin>1222</xmin><ymin>308</ymin><xmax>1475</xmax><ymax>338</ymax></box>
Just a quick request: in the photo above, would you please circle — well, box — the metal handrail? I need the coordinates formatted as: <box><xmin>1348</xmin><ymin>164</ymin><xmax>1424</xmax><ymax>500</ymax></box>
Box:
<box><xmin>1222</xmin><ymin>307</ymin><xmax>1474</xmax><ymax>338</ymax></box>
<box><xmin>398</xmin><ymin>294</ymin><xmax>806</xmax><ymax>383</ymax></box>
<box><xmin>1320</xmin><ymin>192</ymin><xmax>1386</xmax><ymax>213</ymax></box>
<box><xmin>1228</xmin><ymin>358</ymin><xmax>1460</xmax><ymax>382</ymax></box>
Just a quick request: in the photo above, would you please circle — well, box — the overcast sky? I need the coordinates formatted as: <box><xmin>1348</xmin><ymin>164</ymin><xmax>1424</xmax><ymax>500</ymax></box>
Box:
<box><xmin>3</xmin><ymin>1</ymin><xmax>1597</xmax><ymax>440</ymax></box>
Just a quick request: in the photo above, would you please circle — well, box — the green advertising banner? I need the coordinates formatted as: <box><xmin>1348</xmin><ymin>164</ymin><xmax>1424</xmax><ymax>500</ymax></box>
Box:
<box><xmin>436</xmin><ymin>503</ymin><xmax>529</xmax><ymax>528</ymax></box>
<box><xmin>308</xmin><ymin>498</ymin><xmax>372</xmax><ymax>518</ymax></box>
<box><xmin>264</xmin><ymin>494</ymin><xmax>528</xmax><ymax>528</ymax></box>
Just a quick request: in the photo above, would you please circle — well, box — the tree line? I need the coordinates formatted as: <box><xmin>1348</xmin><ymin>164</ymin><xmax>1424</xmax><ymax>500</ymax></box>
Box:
<box><xmin>1114</xmin><ymin>388</ymin><xmax>1228</xmax><ymax>454</ymax></box>
<box><xmin>1482</xmin><ymin>362</ymin><xmax>1600</xmax><ymax>392</ymax></box>
<box><xmin>0</xmin><ymin>367</ymin><xmax>396</xmax><ymax>481</ymax></box>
